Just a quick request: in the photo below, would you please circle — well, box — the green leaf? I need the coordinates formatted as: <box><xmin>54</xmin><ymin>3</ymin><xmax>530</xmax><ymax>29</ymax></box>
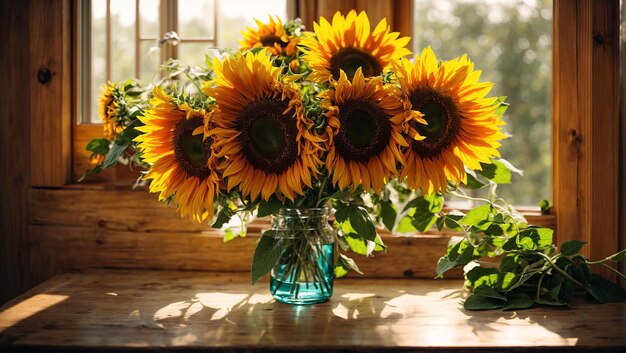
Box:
<box><xmin>223</xmin><ymin>228</ymin><xmax>237</xmax><ymax>243</ymax></box>
<box><xmin>536</xmin><ymin>298</ymin><xmax>569</xmax><ymax>307</ymax></box>
<box><xmin>566</xmin><ymin>257</ymin><xmax>591</xmax><ymax>286</ymax></box>
<box><xmin>465</xmin><ymin>266</ymin><xmax>498</xmax><ymax>288</ymax></box>
<box><xmin>473</xmin><ymin>284</ymin><xmax>506</xmax><ymax>300</ymax></box>
<box><xmin>85</xmin><ymin>138</ymin><xmax>111</xmax><ymax>155</ymax></box>
<box><xmin>466</xmin><ymin>267</ymin><xmax>498</xmax><ymax>287</ymax></box>
<box><xmin>337</xmin><ymin>205</ymin><xmax>376</xmax><ymax>241</ymax></box>
<box><xmin>335</xmin><ymin>253</ymin><xmax>362</xmax><ymax>278</ymax></box>
<box><xmin>404</xmin><ymin>194</ymin><xmax>443</xmax><ymax>213</ymax></box>
<box><xmin>443</xmin><ymin>214</ymin><xmax>464</xmax><ymax>231</ymax></box>
<box><xmin>495</xmin><ymin>158</ymin><xmax>523</xmax><ymax>176</ymax></box>
<box><xmin>503</xmin><ymin>295</ymin><xmax>535</xmax><ymax>311</ymax></box>
<box><xmin>211</xmin><ymin>208</ymin><xmax>233</xmax><ymax>229</ymax></box>
<box><xmin>586</xmin><ymin>274</ymin><xmax>626</xmax><ymax>303</ymax></box>
<box><xmin>463</xmin><ymin>170</ymin><xmax>486</xmax><ymax>189</ymax></box>
<box><xmin>102</xmin><ymin>142</ymin><xmax>128</xmax><ymax>169</ymax></box>
<box><xmin>499</xmin><ymin>254</ymin><xmax>525</xmax><ymax>272</ymax></box>
<box><xmin>606</xmin><ymin>248</ymin><xmax>626</xmax><ymax>262</ymax></box>
<box><xmin>478</xmin><ymin>160</ymin><xmax>512</xmax><ymax>184</ymax></box>
<box><xmin>516</xmin><ymin>227</ymin><xmax>554</xmax><ymax>251</ymax></box>
<box><xmin>463</xmin><ymin>294</ymin><xmax>505</xmax><ymax>310</ymax></box>
<box><xmin>459</xmin><ymin>205</ymin><xmax>492</xmax><ymax>227</ymax></box>
<box><xmin>411</xmin><ymin>211</ymin><xmax>438</xmax><ymax>232</ymax></box>
<box><xmin>251</xmin><ymin>230</ymin><xmax>282</xmax><ymax>284</ymax></box>
<box><xmin>396</xmin><ymin>213</ymin><xmax>418</xmax><ymax>233</ymax></box>
<box><xmin>334</xmin><ymin>262</ymin><xmax>349</xmax><ymax>278</ymax></box>
<box><xmin>257</xmin><ymin>197</ymin><xmax>283</xmax><ymax>218</ymax></box>
<box><xmin>493</xmin><ymin>96</ymin><xmax>509</xmax><ymax>117</ymax></box>
<box><xmin>560</xmin><ymin>240</ymin><xmax>587</xmax><ymax>256</ymax></box>
<box><xmin>343</xmin><ymin>234</ymin><xmax>368</xmax><ymax>256</ymax></box>
<box><xmin>506</xmin><ymin>272</ymin><xmax>537</xmax><ymax>292</ymax></box>
<box><xmin>435</xmin><ymin>257</ymin><xmax>456</xmax><ymax>277</ymax></box>
<box><xmin>539</xmin><ymin>199</ymin><xmax>552</xmax><ymax>215</ymax></box>
<box><xmin>497</xmin><ymin>272</ymin><xmax>519</xmax><ymax>291</ymax></box>
<box><xmin>379</xmin><ymin>201</ymin><xmax>397</xmax><ymax>232</ymax></box>
<box><xmin>436</xmin><ymin>241</ymin><xmax>476</xmax><ymax>276</ymax></box>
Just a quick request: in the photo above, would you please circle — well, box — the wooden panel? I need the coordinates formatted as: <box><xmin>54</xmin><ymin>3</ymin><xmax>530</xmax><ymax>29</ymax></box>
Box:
<box><xmin>28</xmin><ymin>224</ymin><xmax>457</xmax><ymax>279</ymax></box>
<box><xmin>356</xmin><ymin>0</ymin><xmax>393</xmax><ymax>25</ymax></box>
<box><xmin>392</xmin><ymin>0</ymin><xmax>413</xmax><ymax>41</ymax></box>
<box><xmin>29</xmin><ymin>188</ymin><xmax>215</xmax><ymax>232</ymax></box>
<box><xmin>28</xmin><ymin>188</ymin><xmax>559</xmax><ymax>279</ymax></box>
<box><xmin>317</xmin><ymin>0</ymin><xmax>356</xmax><ymax>19</ymax></box>
<box><xmin>553</xmin><ymin>0</ymin><xmax>620</xmax><ymax>275</ymax></box>
<box><xmin>296</xmin><ymin>0</ymin><xmax>318</xmax><ymax>29</ymax></box>
<box><xmin>0</xmin><ymin>1</ymin><xmax>32</xmax><ymax>305</ymax></box>
<box><xmin>29</xmin><ymin>0</ymin><xmax>72</xmax><ymax>187</ymax></box>
<box><xmin>29</xmin><ymin>188</ymin><xmax>556</xmax><ymax>232</ymax></box>
<box><xmin>1</xmin><ymin>270</ymin><xmax>625</xmax><ymax>352</ymax></box>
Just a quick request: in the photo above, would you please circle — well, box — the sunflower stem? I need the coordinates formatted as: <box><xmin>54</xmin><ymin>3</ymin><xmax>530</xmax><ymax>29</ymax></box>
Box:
<box><xmin>315</xmin><ymin>176</ymin><xmax>329</xmax><ymax>208</ymax></box>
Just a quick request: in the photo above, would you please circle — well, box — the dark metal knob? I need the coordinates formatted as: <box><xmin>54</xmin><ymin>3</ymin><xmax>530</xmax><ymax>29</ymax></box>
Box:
<box><xmin>37</xmin><ymin>68</ymin><xmax>52</xmax><ymax>84</ymax></box>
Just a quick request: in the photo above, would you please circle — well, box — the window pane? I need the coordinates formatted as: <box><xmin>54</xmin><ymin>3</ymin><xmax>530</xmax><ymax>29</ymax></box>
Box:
<box><xmin>139</xmin><ymin>0</ymin><xmax>159</xmax><ymax>37</ymax></box>
<box><xmin>413</xmin><ymin>0</ymin><xmax>552</xmax><ymax>206</ymax></box>
<box><xmin>139</xmin><ymin>40</ymin><xmax>161</xmax><ymax>82</ymax></box>
<box><xmin>178</xmin><ymin>42</ymin><xmax>220</xmax><ymax>67</ymax></box>
<box><xmin>90</xmin><ymin>0</ymin><xmax>107</xmax><ymax>122</ymax></box>
<box><xmin>217</xmin><ymin>0</ymin><xmax>287</xmax><ymax>49</ymax></box>
<box><xmin>110</xmin><ymin>0</ymin><xmax>136</xmax><ymax>82</ymax></box>
<box><xmin>178</xmin><ymin>0</ymin><xmax>216</xmax><ymax>38</ymax></box>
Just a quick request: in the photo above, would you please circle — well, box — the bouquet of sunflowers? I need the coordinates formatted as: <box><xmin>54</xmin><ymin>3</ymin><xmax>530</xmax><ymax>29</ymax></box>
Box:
<box><xmin>85</xmin><ymin>11</ymin><xmax>626</xmax><ymax>307</ymax></box>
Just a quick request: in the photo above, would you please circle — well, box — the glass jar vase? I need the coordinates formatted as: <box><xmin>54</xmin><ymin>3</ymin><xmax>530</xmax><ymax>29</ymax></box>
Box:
<box><xmin>269</xmin><ymin>207</ymin><xmax>335</xmax><ymax>304</ymax></box>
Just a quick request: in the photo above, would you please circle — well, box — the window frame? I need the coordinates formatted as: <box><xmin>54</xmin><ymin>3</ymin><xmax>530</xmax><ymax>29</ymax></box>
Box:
<box><xmin>28</xmin><ymin>0</ymin><xmax>620</xmax><ymax>280</ymax></box>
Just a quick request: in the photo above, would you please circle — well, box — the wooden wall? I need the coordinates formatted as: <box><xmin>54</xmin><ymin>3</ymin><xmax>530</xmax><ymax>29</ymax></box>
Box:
<box><xmin>0</xmin><ymin>0</ymin><xmax>32</xmax><ymax>304</ymax></box>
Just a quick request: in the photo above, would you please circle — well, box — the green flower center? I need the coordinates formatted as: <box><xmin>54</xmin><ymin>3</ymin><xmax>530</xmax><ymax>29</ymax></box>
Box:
<box><xmin>238</xmin><ymin>98</ymin><xmax>299</xmax><ymax>174</ymax></box>
<box><xmin>330</xmin><ymin>47</ymin><xmax>382</xmax><ymax>80</ymax></box>
<box><xmin>345</xmin><ymin>110</ymin><xmax>376</xmax><ymax>148</ymax></box>
<box><xmin>335</xmin><ymin>99</ymin><xmax>391</xmax><ymax>163</ymax></box>
<box><xmin>409</xmin><ymin>87</ymin><xmax>461</xmax><ymax>159</ymax></box>
<box><xmin>173</xmin><ymin>116</ymin><xmax>211</xmax><ymax>179</ymax></box>
<box><xmin>249</xmin><ymin>117</ymin><xmax>285</xmax><ymax>159</ymax></box>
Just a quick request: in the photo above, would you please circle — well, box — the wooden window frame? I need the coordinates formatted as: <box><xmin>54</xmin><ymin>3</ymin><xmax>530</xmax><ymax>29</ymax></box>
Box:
<box><xmin>27</xmin><ymin>0</ymin><xmax>620</xmax><ymax>282</ymax></box>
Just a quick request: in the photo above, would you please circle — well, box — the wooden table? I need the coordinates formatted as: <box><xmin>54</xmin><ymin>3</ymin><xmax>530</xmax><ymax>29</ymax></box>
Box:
<box><xmin>0</xmin><ymin>270</ymin><xmax>624</xmax><ymax>352</ymax></box>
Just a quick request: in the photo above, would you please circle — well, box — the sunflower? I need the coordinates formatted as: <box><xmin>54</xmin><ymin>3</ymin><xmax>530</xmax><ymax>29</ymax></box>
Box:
<box><xmin>299</xmin><ymin>10</ymin><xmax>411</xmax><ymax>83</ymax></box>
<box><xmin>322</xmin><ymin>68</ymin><xmax>411</xmax><ymax>193</ymax></box>
<box><xmin>135</xmin><ymin>87</ymin><xmax>219</xmax><ymax>222</ymax></box>
<box><xmin>241</xmin><ymin>16</ymin><xmax>295</xmax><ymax>56</ymax></box>
<box><xmin>205</xmin><ymin>50</ymin><xmax>324</xmax><ymax>202</ymax></box>
<box><xmin>393</xmin><ymin>47</ymin><xmax>507</xmax><ymax>194</ymax></box>
<box><xmin>99</xmin><ymin>81</ymin><xmax>124</xmax><ymax>139</ymax></box>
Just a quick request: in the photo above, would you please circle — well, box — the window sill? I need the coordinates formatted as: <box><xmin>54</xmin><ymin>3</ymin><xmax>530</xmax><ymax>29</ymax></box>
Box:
<box><xmin>1</xmin><ymin>269</ymin><xmax>624</xmax><ymax>352</ymax></box>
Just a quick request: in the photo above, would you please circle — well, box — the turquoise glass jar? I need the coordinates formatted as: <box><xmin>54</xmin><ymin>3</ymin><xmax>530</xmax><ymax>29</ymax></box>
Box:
<box><xmin>269</xmin><ymin>207</ymin><xmax>335</xmax><ymax>305</ymax></box>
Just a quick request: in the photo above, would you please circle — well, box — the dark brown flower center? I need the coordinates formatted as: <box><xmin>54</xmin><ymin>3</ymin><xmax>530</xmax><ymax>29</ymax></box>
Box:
<box><xmin>330</xmin><ymin>47</ymin><xmax>382</xmax><ymax>80</ymax></box>
<box><xmin>237</xmin><ymin>98</ymin><xmax>298</xmax><ymax>174</ymax></box>
<box><xmin>334</xmin><ymin>99</ymin><xmax>391</xmax><ymax>163</ymax></box>
<box><xmin>173</xmin><ymin>116</ymin><xmax>212</xmax><ymax>179</ymax></box>
<box><xmin>260</xmin><ymin>34</ymin><xmax>287</xmax><ymax>47</ymax></box>
<box><xmin>409</xmin><ymin>87</ymin><xmax>461</xmax><ymax>159</ymax></box>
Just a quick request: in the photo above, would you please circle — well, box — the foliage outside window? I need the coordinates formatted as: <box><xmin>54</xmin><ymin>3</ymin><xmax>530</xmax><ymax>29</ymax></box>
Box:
<box><xmin>414</xmin><ymin>0</ymin><xmax>552</xmax><ymax>206</ymax></box>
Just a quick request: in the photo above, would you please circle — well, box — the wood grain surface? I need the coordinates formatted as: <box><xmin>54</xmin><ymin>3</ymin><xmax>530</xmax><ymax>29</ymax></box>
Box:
<box><xmin>0</xmin><ymin>269</ymin><xmax>624</xmax><ymax>352</ymax></box>
<box><xmin>0</xmin><ymin>0</ymin><xmax>33</xmax><ymax>305</ymax></box>
<box><xmin>552</xmin><ymin>0</ymin><xmax>620</xmax><ymax>279</ymax></box>
<box><xmin>29</xmin><ymin>0</ymin><xmax>72</xmax><ymax>186</ymax></box>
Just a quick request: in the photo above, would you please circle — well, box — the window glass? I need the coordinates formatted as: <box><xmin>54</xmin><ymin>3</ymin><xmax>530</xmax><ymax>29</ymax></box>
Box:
<box><xmin>83</xmin><ymin>0</ymin><xmax>287</xmax><ymax>123</ymax></box>
<box><xmin>217</xmin><ymin>0</ymin><xmax>288</xmax><ymax>50</ymax></box>
<box><xmin>414</xmin><ymin>0</ymin><xmax>552</xmax><ymax>206</ymax></box>
<box><xmin>178</xmin><ymin>0</ymin><xmax>216</xmax><ymax>38</ymax></box>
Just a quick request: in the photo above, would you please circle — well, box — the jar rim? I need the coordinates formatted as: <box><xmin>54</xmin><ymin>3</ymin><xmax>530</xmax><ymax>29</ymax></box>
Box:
<box><xmin>276</xmin><ymin>206</ymin><xmax>331</xmax><ymax>216</ymax></box>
